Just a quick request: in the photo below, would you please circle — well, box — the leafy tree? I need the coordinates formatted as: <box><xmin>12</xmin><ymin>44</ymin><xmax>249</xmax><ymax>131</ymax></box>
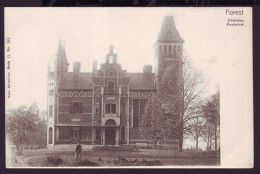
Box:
<box><xmin>158</xmin><ymin>55</ymin><xmax>206</xmax><ymax>151</ymax></box>
<box><xmin>6</xmin><ymin>103</ymin><xmax>47</xmax><ymax>151</ymax></box>
<box><xmin>139</xmin><ymin>94</ymin><xmax>178</xmax><ymax>145</ymax></box>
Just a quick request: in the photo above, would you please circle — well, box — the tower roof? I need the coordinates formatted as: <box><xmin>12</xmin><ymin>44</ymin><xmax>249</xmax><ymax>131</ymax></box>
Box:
<box><xmin>157</xmin><ymin>16</ymin><xmax>184</xmax><ymax>43</ymax></box>
<box><xmin>56</xmin><ymin>39</ymin><xmax>63</xmax><ymax>56</ymax></box>
<box><xmin>56</xmin><ymin>39</ymin><xmax>68</xmax><ymax>65</ymax></box>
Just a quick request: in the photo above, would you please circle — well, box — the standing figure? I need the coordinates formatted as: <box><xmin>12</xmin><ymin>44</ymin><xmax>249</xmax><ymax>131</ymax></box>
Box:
<box><xmin>75</xmin><ymin>141</ymin><xmax>82</xmax><ymax>163</ymax></box>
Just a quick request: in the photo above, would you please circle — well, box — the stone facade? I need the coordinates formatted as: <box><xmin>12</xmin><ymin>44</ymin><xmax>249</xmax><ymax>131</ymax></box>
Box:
<box><xmin>47</xmin><ymin>15</ymin><xmax>184</xmax><ymax>148</ymax></box>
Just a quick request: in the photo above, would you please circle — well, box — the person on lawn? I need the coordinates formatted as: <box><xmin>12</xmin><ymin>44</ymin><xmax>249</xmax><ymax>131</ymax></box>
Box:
<box><xmin>75</xmin><ymin>141</ymin><xmax>82</xmax><ymax>163</ymax></box>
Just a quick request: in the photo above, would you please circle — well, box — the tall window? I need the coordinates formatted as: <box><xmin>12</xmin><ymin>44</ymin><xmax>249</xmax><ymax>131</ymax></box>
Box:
<box><xmin>133</xmin><ymin>99</ymin><xmax>147</xmax><ymax>127</ymax></box>
<box><xmin>96</xmin><ymin>103</ymin><xmax>100</xmax><ymax>114</ymax></box>
<box><xmin>49</xmin><ymin>105</ymin><xmax>53</xmax><ymax>116</ymax></box>
<box><xmin>159</xmin><ymin>45</ymin><xmax>162</xmax><ymax>55</ymax></box>
<box><xmin>164</xmin><ymin>45</ymin><xmax>167</xmax><ymax>55</ymax></box>
<box><xmin>108</xmin><ymin>81</ymin><xmax>115</xmax><ymax>94</ymax></box>
<box><xmin>106</xmin><ymin>103</ymin><xmax>116</xmax><ymax>114</ymax></box>
<box><xmin>121</xmin><ymin>126</ymin><xmax>125</xmax><ymax>141</ymax></box>
<box><xmin>70</xmin><ymin>102</ymin><xmax>83</xmax><ymax>113</ymax></box>
<box><xmin>169</xmin><ymin>45</ymin><xmax>172</xmax><ymax>55</ymax></box>
<box><xmin>121</xmin><ymin>101</ymin><xmax>125</xmax><ymax>114</ymax></box>
<box><xmin>173</xmin><ymin>46</ymin><xmax>176</xmax><ymax>57</ymax></box>
<box><xmin>48</xmin><ymin>127</ymin><xmax>52</xmax><ymax>144</ymax></box>
<box><xmin>49</xmin><ymin>90</ymin><xmax>54</xmax><ymax>96</ymax></box>
<box><xmin>95</xmin><ymin>128</ymin><xmax>101</xmax><ymax>141</ymax></box>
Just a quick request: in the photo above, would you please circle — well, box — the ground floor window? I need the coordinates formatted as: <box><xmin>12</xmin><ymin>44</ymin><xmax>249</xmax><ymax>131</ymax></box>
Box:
<box><xmin>95</xmin><ymin>128</ymin><xmax>101</xmax><ymax>140</ymax></box>
<box><xmin>133</xmin><ymin>99</ymin><xmax>147</xmax><ymax>127</ymax></box>
<box><xmin>121</xmin><ymin>126</ymin><xmax>125</xmax><ymax>141</ymax></box>
<box><xmin>59</xmin><ymin>127</ymin><xmax>72</xmax><ymax>140</ymax></box>
<box><xmin>80</xmin><ymin>128</ymin><xmax>92</xmax><ymax>140</ymax></box>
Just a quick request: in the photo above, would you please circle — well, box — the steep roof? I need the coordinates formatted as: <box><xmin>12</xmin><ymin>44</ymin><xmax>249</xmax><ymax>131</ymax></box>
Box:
<box><xmin>59</xmin><ymin>72</ymin><xmax>155</xmax><ymax>90</ymax></box>
<box><xmin>157</xmin><ymin>16</ymin><xmax>184</xmax><ymax>43</ymax></box>
<box><xmin>60</xmin><ymin>72</ymin><xmax>93</xmax><ymax>90</ymax></box>
<box><xmin>127</xmin><ymin>73</ymin><xmax>155</xmax><ymax>90</ymax></box>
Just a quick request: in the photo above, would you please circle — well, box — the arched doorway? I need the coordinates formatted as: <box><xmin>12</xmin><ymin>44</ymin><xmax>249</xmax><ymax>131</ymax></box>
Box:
<box><xmin>105</xmin><ymin>119</ymin><xmax>116</xmax><ymax>145</ymax></box>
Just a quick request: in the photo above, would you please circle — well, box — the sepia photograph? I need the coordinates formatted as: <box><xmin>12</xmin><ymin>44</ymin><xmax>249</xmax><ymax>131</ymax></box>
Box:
<box><xmin>5</xmin><ymin>7</ymin><xmax>253</xmax><ymax>168</ymax></box>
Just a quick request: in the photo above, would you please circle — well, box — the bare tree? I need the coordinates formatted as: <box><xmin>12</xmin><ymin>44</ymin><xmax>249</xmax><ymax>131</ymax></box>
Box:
<box><xmin>186</xmin><ymin>102</ymin><xmax>205</xmax><ymax>150</ymax></box>
<box><xmin>202</xmin><ymin>91</ymin><xmax>220</xmax><ymax>151</ymax></box>
<box><xmin>157</xmin><ymin>54</ymin><xmax>207</xmax><ymax>151</ymax></box>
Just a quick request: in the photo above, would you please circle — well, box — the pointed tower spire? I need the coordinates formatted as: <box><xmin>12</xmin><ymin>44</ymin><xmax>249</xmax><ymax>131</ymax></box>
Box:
<box><xmin>56</xmin><ymin>39</ymin><xmax>63</xmax><ymax>56</ymax></box>
<box><xmin>154</xmin><ymin>15</ymin><xmax>184</xmax><ymax>78</ymax></box>
<box><xmin>157</xmin><ymin>16</ymin><xmax>184</xmax><ymax>43</ymax></box>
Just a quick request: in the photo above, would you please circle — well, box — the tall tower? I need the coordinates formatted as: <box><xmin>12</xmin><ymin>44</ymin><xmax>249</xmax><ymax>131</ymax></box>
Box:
<box><xmin>154</xmin><ymin>15</ymin><xmax>184</xmax><ymax>80</ymax></box>
<box><xmin>55</xmin><ymin>40</ymin><xmax>69</xmax><ymax>86</ymax></box>
<box><xmin>47</xmin><ymin>40</ymin><xmax>69</xmax><ymax>148</ymax></box>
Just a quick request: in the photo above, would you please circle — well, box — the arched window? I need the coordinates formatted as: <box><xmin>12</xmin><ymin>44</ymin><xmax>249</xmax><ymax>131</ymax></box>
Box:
<box><xmin>178</xmin><ymin>46</ymin><xmax>182</xmax><ymax>54</ymax></box>
<box><xmin>159</xmin><ymin>45</ymin><xmax>162</xmax><ymax>55</ymax></box>
<box><xmin>169</xmin><ymin>45</ymin><xmax>172</xmax><ymax>55</ymax></box>
<box><xmin>48</xmin><ymin>127</ymin><xmax>53</xmax><ymax>144</ymax></box>
<box><xmin>173</xmin><ymin>46</ymin><xmax>176</xmax><ymax>57</ymax></box>
<box><xmin>108</xmin><ymin>81</ymin><xmax>114</xmax><ymax>94</ymax></box>
<box><xmin>164</xmin><ymin>45</ymin><xmax>167</xmax><ymax>55</ymax></box>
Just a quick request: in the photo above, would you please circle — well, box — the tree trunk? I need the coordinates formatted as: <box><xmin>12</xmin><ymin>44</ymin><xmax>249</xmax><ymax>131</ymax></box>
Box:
<box><xmin>207</xmin><ymin>133</ymin><xmax>210</xmax><ymax>150</ymax></box>
<box><xmin>178</xmin><ymin>124</ymin><xmax>184</xmax><ymax>152</ymax></box>
<box><xmin>196</xmin><ymin>136</ymin><xmax>199</xmax><ymax>150</ymax></box>
<box><xmin>214</xmin><ymin>123</ymin><xmax>217</xmax><ymax>151</ymax></box>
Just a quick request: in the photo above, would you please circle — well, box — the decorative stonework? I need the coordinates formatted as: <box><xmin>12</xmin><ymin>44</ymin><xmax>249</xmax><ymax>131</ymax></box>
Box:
<box><xmin>57</xmin><ymin>91</ymin><xmax>92</xmax><ymax>97</ymax></box>
<box><xmin>129</xmin><ymin>92</ymin><xmax>151</xmax><ymax>97</ymax></box>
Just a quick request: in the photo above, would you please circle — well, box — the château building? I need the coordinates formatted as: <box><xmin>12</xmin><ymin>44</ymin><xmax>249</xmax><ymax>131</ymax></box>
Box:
<box><xmin>47</xmin><ymin>15</ymin><xmax>184</xmax><ymax>148</ymax></box>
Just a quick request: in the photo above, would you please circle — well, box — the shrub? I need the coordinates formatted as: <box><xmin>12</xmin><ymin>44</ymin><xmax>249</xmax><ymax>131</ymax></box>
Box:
<box><xmin>114</xmin><ymin>157</ymin><xmax>163</xmax><ymax>166</ymax></box>
<box><xmin>92</xmin><ymin>145</ymin><xmax>138</xmax><ymax>152</ymax></box>
<box><xmin>44</xmin><ymin>155</ymin><xmax>63</xmax><ymax>166</ymax></box>
<box><xmin>74</xmin><ymin>159</ymin><xmax>99</xmax><ymax>166</ymax></box>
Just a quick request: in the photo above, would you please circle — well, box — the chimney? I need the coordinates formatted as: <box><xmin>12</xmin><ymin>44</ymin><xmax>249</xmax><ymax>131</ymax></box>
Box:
<box><xmin>73</xmin><ymin>61</ymin><xmax>81</xmax><ymax>73</ymax></box>
<box><xmin>143</xmin><ymin>65</ymin><xmax>152</xmax><ymax>76</ymax></box>
<box><xmin>92</xmin><ymin>59</ymin><xmax>97</xmax><ymax>73</ymax></box>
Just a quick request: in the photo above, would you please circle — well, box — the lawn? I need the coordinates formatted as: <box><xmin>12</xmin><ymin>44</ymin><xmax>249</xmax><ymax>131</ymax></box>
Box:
<box><xmin>7</xmin><ymin>147</ymin><xmax>220</xmax><ymax>167</ymax></box>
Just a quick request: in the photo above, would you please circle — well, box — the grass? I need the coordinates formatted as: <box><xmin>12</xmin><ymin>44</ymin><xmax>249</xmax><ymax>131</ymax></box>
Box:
<box><xmin>8</xmin><ymin>147</ymin><xmax>220</xmax><ymax>167</ymax></box>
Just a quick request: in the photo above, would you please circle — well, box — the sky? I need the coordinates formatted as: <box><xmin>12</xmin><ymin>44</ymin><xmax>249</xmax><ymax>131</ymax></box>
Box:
<box><xmin>5</xmin><ymin>7</ymin><xmax>250</xmax><ymax>111</ymax></box>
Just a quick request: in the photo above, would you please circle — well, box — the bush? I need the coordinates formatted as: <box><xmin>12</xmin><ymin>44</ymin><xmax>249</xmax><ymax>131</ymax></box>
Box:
<box><xmin>74</xmin><ymin>159</ymin><xmax>99</xmax><ymax>166</ymax></box>
<box><xmin>45</xmin><ymin>155</ymin><xmax>63</xmax><ymax>166</ymax></box>
<box><xmin>92</xmin><ymin>145</ymin><xmax>138</xmax><ymax>152</ymax></box>
<box><xmin>114</xmin><ymin>157</ymin><xmax>163</xmax><ymax>166</ymax></box>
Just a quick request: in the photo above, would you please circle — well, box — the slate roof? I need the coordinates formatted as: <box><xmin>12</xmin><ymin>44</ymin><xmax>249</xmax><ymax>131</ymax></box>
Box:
<box><xmin>127</xmin><ymin>73</ymin><xmax>155</xmax><ymax>90</ymax></box>
<box><xmin>60</xmin><ymin>72</ymin><xmax>155</xmax><ymax>90</ymax></box>
<box><xmin>61</xmin><ymin>72</ymin><xmax>93</xmax><ymax>90</ymax></box>
<box><xmin>157</xmin><ymin>16</ymin><xmax>184</xmax><ymax>43</ymax></box>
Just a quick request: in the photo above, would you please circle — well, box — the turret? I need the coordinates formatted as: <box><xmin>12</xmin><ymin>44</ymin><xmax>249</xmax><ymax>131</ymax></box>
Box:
<box><xmin>55</xmin><ymin>39</ymin><xmax>69</xmax><ymax>86</ymax></box>
<box><xmin>155</xmin><ymin>15</ymin><xmax>184</xmax><ymax>78</ymax></box>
